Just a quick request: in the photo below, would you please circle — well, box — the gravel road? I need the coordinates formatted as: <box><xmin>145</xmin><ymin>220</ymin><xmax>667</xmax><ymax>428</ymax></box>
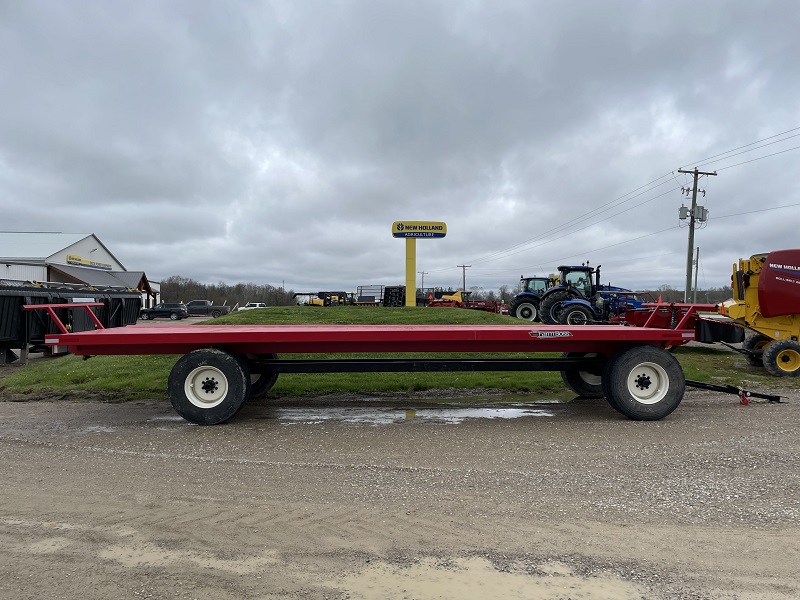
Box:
<box><xmin>1</xmin><ymin>380</ymin><xmax>798</xmax><ymax>600</ymax></box>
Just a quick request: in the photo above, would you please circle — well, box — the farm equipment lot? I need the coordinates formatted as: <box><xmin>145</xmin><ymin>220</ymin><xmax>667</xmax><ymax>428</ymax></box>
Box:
<box><xmin>0</xmin><ymin>380</ymin><xmax>798</xmax><ymax>599</ymax></box>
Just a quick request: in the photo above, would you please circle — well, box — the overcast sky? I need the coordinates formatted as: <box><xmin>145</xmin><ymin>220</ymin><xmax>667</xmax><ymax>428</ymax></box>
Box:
<box><xmin>2</xmin><ymin>0</ymin><xmax>799</xmax><ymax>295</ymax></box>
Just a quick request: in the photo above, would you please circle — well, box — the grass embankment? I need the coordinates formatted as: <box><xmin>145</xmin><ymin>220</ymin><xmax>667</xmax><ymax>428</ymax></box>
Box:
<box><xmin>0</xmin><ymin>306</ymin><xmax>793</xmax><ymax>401</ymax></box>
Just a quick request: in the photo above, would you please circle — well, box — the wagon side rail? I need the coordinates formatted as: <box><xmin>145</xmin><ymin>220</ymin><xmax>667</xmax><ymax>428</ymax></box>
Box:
<box><xmin>23</xmin><ymin>302</ymin><xmax>105</xmax><ymax>334</ymax></box>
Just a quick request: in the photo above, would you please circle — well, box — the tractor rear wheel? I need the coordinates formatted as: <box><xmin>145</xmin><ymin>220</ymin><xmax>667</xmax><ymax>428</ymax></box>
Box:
<box><xmin>510</xmin><ymin>298</ymin><xmax>539</xmax><ymax>321</ymax></box>
<box><xmin>602</xmin><ymin>346</ymin><xmax>684</xmax><ymax>420</ymax></box>
<box><xmin>540</xmin><ymin>290</ymin><xmax>571</xmax><ymax>324</ymax></box>
<box><xmin>743</xmin><ymin>333</ymin><xmax>771</xmax><ymax>367</ymax></box>
<box><xmin>558</xmin><ymin>304</ymin><xmax>595</xmax><ymax>325</ymax></box>
<box><xmin>762</xmin><ymin>340</ymin><xmax>800</xmax><ymax>377</ymax></box>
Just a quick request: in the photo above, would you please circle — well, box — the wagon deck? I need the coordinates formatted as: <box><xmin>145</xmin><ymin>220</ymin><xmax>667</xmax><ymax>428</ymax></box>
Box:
<box><xmin>26</xmin><ymin>302</ymin><xmax>736</xmax><ymax>425</ymax></box>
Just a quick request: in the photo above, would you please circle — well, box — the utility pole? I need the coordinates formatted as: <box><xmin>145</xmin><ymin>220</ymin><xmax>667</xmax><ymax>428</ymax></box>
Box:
<box><xmin>457</xmin><ymin>264</ymin><xmax>471</xmax><ymax>291</ymax></box>
<box><xmin>418</xmin><ymin>270</ymin><xmax>428</xmax><ymax>293</ymax></box>
<box><xmin>692</xmin><ymin>247</ymin><xmax>700</xmax><ymax>303</ymax></box>
<box><xmin>678</xmin><ymin>167</ymin><xmax>716</xmax><ymax>302</ymax></box>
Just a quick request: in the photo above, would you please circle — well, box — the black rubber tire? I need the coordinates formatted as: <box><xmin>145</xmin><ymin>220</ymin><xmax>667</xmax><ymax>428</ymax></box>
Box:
<box><xmin>211</xmin><ymin>310</ymin><xmax>222</xmax><ymax>318</ymax></box>
<box><xmin>140</xmin><ymin>313</ymin><xmax>150</xmax><ymax>320</ymax></box>
<box><xmin>560</xmin><ymin>352</ymin><xmax>605</xmax><ymax>398</ymax></box>
<box><xmin>169</xmin><ymin>313</ymin><xmax>179</xmax><ymax>320</ymax></box>
<box><xmin>558</xmin><ymin>304</ymin><xmax>595</xmax><ymax>325</ymax></box>
<box><xmin>168</xmin><ymin>348</ymin><xmax>251</xmax><ymax>425</ymax></box>
<box><xmin>539</xmin><ymin>289</ymin><xmax>572</xmax><ymax>325</ymax></box>
<box><xmin>246</xmin><ymin>354</ymin><xmax>280</xmax><ymax>399</ymax></box>
<box><xmin>510</xmin><ymin>298</ymin><xmax>539</xmax><ymax>321</ymax></box>
<box><xmin>743</xmin><ymin>333</ymin><xmax>771</xmax><ymax>367</ymax></box>
<box><xmin>601</xmin><ymin>346</ymin><xmax>685</xmax><ymax>420</ymax></box>
<box><xmin>762</xmin><ymin>339</ymin><xmax>800</xmax><ymax>377</ymax></box>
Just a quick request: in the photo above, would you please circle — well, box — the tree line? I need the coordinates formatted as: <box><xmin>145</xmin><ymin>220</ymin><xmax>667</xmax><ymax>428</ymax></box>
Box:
<box><xmin>160</xmin><ymin>275</ymin><xmax>734</xmax><ymax>308</ymax></box>
<box><xmin>160</xmin><ymin>276</ymin><xmax>297</xmax><ymax>308</ymax></box>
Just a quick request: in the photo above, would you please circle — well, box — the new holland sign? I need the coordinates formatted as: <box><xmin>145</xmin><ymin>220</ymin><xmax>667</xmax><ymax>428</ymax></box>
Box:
<box><xmin>392</xmin><ymin>221</ymin><xmax>447</xmax><ymax>238</ymax></box>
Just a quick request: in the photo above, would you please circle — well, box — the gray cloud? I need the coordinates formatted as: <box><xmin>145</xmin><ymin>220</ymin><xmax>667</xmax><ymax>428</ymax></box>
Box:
<box><xmin>2</xmin><ymin>0</ymin><xmax>798</xmax><ymax>294</ymax></box>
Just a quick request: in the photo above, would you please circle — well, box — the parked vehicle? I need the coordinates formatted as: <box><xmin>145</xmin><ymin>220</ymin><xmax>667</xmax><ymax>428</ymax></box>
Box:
<box><xmin>139</xmin><ymin>303</ymin><xmax>189</xmax><ymax>321</ymax></box>
<box><xmin>508</xmin><ymin>275</ymin><xmax>559</xmax><ymax>321</ymax></box>
<box><xmin>557</xmin><ymin>290</ymin><xmax>654</xmax><ymax>325</ymax></box>
<box><xmin>292</xmin><ymin>292</ymin><xmax>347</xmax><ymax>307</ymax></box>
<box><xmin>426</xmin><ymin>290</ymin><xmax>508</xmax><ymax>314</ymax></box>
<box><xmin>185</xmin><ymin>300</ymin><xmax>232</xmax><ymax>318</ymax></box>
<box><xmin>238</xmin><ymin>302</ymin><xmax>268</xmax><ymax>311</ymax></box>
<box><xmin>538</xmin><ymin>263</ymin><xmax>634</xmax><ymax>325</ymax></box>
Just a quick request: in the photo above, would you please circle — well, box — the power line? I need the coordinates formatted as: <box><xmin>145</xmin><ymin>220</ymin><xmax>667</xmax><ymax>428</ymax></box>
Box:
<box><xmin>679</xmin><ymin>125</ymin><xmax>800</xmax><ymax>170</ymax></box>
<box><xmin>714</xmin><ymin>144</ymin><xmax>800</xmax><ymax>171</ymax></box>
<box><xmin>431</xmin><ymin>126</ymin><xmax>800</xmax><ymax>283</ymax></box>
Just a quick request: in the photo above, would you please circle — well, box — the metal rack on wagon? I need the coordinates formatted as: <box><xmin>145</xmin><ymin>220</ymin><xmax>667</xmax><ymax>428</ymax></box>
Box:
<box><xmin>24</xmin><ymin>301</ymin><xmax>780</xmax><ymax>425</ymax></box>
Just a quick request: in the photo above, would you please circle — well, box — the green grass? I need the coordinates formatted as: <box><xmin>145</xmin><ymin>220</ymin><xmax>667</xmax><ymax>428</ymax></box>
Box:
<box><xmin>1</xmin><ymin>305</ymin><xmax>795</xmax><ymax>401</ymax></box>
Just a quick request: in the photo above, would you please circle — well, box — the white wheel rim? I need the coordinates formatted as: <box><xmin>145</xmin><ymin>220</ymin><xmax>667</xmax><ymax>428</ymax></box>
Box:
<box><xmin>519</xmin><ymin>304</ymin><xmax>536</xmax><ymax>320</ymax></box>
<box><xmin>625</xmin><ymin>361</ymin><xmax>669</xmax><ymax>404</ymax></box>
<box><xmin>184</xmin><ymin>366</ymin><xmax>229</xmax><ymax>409</ymax></box>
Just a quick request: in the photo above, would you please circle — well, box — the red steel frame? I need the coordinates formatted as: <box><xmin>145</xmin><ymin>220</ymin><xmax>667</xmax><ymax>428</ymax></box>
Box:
<box><xmin>26</xmin><ymin>303</ymin><xmax>701</xmax><ymax>357</ymax></box>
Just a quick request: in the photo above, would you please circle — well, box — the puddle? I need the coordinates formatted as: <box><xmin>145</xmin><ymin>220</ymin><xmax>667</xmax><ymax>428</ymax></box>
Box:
<box><xmin>80</xmin><ymin>425</ymin><xmax>118</xmax><ymax>433</ymax></box>
<box><xmin>328</xmin><ymin>557</ymin><xmax>649</xmax><ymax>600</ymax></box>
<box><xmin>148</xmin><ymin>415</ymin><xmax>186</xmax><ymax>422</ymax></box>
<box><xmin>269</xmin><ymin>405</ymin><xmax>555</xmax><ymax>425</ymax></box>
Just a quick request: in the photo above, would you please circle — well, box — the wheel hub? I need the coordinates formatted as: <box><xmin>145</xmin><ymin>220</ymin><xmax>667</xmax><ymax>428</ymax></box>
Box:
<box><xmin>201</xmin><ymin>377</ymin><xmax>219</xmax><ymax>394</ymax></box>
<box><xmin>634</xmin><ymin>373</ymin><xmax>652</xmax><ymax>390</ymax></box>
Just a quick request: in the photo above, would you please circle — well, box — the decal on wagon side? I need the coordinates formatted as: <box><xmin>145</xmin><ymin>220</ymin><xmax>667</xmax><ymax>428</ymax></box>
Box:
<box><xmin>528</xmin><ymin>330</ymin><xmax>574</xmax><ymax>338</ymax></box>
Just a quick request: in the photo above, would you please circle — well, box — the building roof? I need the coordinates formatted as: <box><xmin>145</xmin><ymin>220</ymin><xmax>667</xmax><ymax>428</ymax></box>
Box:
<box><xmin>49</xmin><ymin>264</ymin><xmax>149</xmax><ymax>291</ymax></box>
<box><xmin>0</xmin><ymin>232</ymin><xmax>92</xmax><ymax>261</ymax></box>
<box><xmin>0</xmin><ymin>231</ymin><xmax>127</xmax><ymax>271</ymax></box>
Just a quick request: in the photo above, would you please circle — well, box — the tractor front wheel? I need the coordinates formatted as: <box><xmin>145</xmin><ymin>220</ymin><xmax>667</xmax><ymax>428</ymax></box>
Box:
<box><xmin>762</xmin><ymin>340</ymin><xmax>800</xmax><ymax>377</ymax></box>
<box><xmin>558</xmin><ymin>304</ymin><xmax>595</xmax><ymax>325</ymax></box>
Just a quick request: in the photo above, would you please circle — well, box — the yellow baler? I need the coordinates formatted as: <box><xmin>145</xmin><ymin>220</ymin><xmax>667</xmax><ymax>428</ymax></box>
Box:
<box><xmin>721</xmin><ymin>249</ymin><xmax>800</xmax><ymax>376</ymax></box>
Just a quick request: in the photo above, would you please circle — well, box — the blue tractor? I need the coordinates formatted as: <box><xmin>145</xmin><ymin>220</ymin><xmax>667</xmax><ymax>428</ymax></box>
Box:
<box><xmin>508</xmin><ymin>275</ymin><xmax>558</xmax><ymax>321</ymax></box>
<box><xmin>556</xmin><ymin>289</ymin><xmax>652</xmax><ymax>325</ymax></box>
<box><xmin>538</xmin><ymin>263</ymin><xmax>645</xmax><ymax>325</ymax></box>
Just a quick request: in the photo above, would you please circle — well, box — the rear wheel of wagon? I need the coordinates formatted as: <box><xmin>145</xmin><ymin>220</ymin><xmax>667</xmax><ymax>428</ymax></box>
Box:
<box><xmin>602</xmin><ymin>346</ymin><xmax>684</xmax><ymax>420</ymax></box>
<box><xmin>245</xmin><ymin>354</ymin><xmax>280</xmax><ymax>399</ymax></box>
<box><xmin>168</xmin><ymin>348</ymin><xmax>251</xmax><ymax>425</ymax></box>
<box><xmin>560</xmin><ymin>352</ymin><xmax>605</xmax><ymax>398</ymax></box>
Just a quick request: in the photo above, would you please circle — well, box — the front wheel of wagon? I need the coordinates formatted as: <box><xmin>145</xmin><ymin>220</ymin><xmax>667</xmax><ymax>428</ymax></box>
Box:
<box><xmin>602</xmin><ymin>346</ymin><xmax>684</xmax><ymax>421</ymax></box>
<box><xmin>560</xmin><ymin>352</ymin><xmax>605</xmax><ymax>398</ymax></box>
<box><xmin>168</xmin><ymin>348</ymin><xmax>251</xmax><ymax>425</ymax></box>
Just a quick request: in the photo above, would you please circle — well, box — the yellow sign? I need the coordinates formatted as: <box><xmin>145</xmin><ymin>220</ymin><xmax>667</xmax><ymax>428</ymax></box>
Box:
<box><xmin>66</xmin><ymin>253</ymin><xmax>113</xmax><ymax>271</ymax></box>
<box><xmin>392</xmin><ymin>221</ymin><xmax>447</xmax><ymax>238</ymax></box>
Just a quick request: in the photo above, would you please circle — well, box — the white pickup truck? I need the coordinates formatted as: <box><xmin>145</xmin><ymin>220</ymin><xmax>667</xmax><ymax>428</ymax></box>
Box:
<box><xmin>238</xmin><ymin>302</ymin><xmax>268</xmax><ymax>311</ymax></box>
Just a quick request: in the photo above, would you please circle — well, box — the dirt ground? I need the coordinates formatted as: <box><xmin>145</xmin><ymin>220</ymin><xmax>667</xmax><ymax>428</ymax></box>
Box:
<box><xmin>1</xmin><ymin>361</ymin><xmax>798</xmax><ymax>600</ymax></box>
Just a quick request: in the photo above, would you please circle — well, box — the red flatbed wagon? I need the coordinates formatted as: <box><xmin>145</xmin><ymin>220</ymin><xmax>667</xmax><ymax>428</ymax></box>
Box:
<box><xmin>26</xmin><ymin>302</ymin><xmax>770</xmax><ymax>425</ymax></box>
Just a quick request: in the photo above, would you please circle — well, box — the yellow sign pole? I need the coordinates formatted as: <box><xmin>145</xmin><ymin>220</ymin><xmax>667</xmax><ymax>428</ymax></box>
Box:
<box><xmin>405</xmin><ymin>238</ymin><xmax>416</xmax><ymax>307</ymax></box>
<box><xmin>392</xmin><ymin>221</ymin><xmax>447</xmax><ymax>308</ymax></box>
